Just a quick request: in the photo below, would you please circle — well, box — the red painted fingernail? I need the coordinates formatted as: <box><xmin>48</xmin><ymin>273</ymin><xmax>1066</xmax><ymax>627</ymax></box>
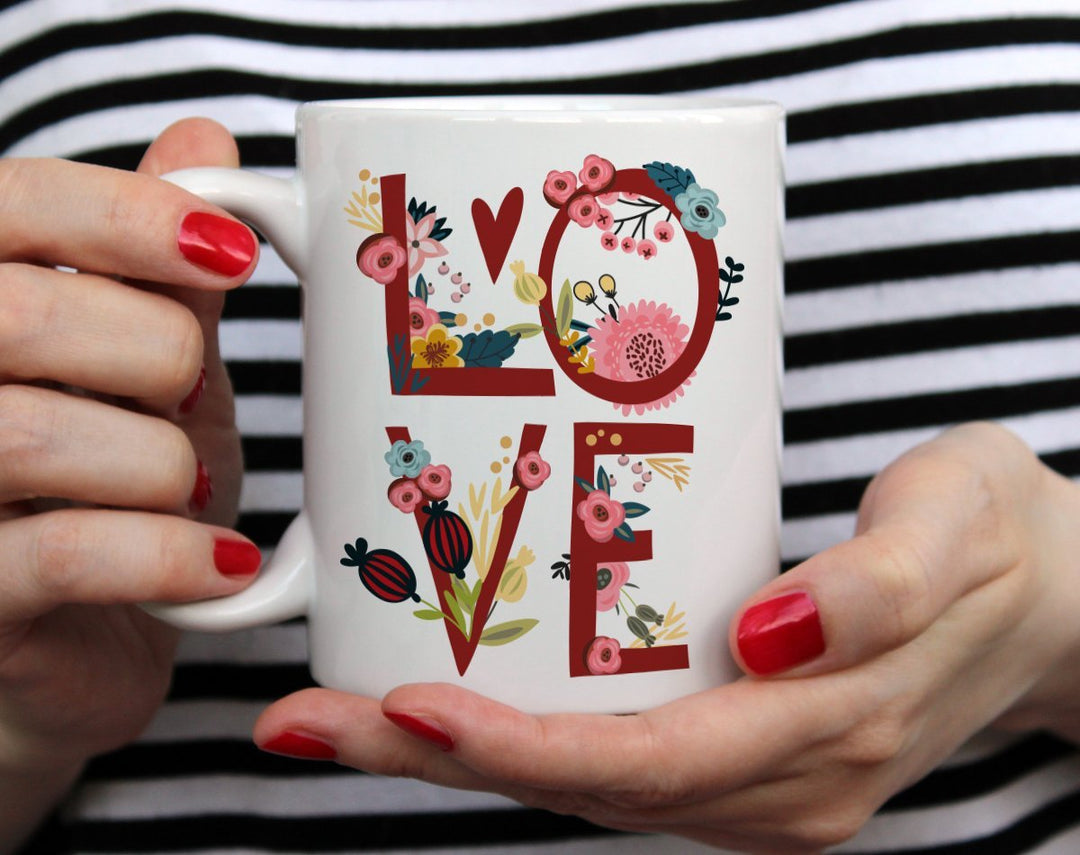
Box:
<box><xmin>213</xmin><ymin>538</ymin><xmax>261</xmax><ymax>577</ymax></box>
<box><xmin>384</xmin><ymin>712</ymin><xmax>454</xmax><ymax>752</ymax></box>
<box><xmin>179</xmin><ymin>365</ymin><xmax>206</xmax><ymax>414</ymax></box>
<box><xmin>260</xmin><ymin>731</ymin><xmax>337</xmax><ymax>761</ymax></box>
<box><xmin>178</xmin><ymin>212</ymin><xmax>256</xmax><ymax>277</ymax></box>
<box><xmin>189</xmin><ymin>460</ymin><xmax>212</xmax><ymax>513</ymax></box>
<box><xmin>736</xmin><ymin>591</ymin><xmax>825</xmax><ymax>676</ymax></box>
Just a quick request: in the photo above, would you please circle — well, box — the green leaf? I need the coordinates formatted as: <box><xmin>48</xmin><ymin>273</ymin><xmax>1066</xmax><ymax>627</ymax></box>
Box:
<box><xmin>613</xmin><ymin>523</ymin><xmax>636</xmax><ymax>542</ymax></box>
<box><xmin>457</xmin><ymin>330</ymin><xmax>521</xmax><ymax>368</ymax></box>
<box><xmin>622</xmin><ymin>501</ymin><xmax>651</xmax><ymax>518</ymax></box>
<box><xmin>503</xmin><ymin>322</ymin><xmax>544</xmax><ymax>339</ymax></box>
<box><xmin>556</xmin><ymin>279</ymin><xmax>573</xmax><ymax>338</ymax></box>
<box><xmin>443</xmin><ymin>589</ymin><xmax>466</xmax><ymax>632</ymax></box>
<box><xmin>415</xmin><ymin>275</ymin><xmax>428</xmax><ymax>303</ymax></box>
<box><xmin>478</xmin><ymin>618</ymin><xmax>539</xmax><ymax>646</ymax></box>
<box><xmin>596</xmin><ymin>466</ymin><xmax>611</xmax><ymax>495</ymax></box>
<box><xmin>413</xmin><ymin>609</ymin><xmax>445</xmax><ymax>621</ymax></box>
<box><xmin>453</xmin><ymin>576</ymin><xmax>476</xmax><ymax>615</ymax></box>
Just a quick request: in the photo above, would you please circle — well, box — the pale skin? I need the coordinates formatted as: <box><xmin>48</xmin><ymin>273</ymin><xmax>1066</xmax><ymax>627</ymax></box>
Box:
<box><xmin>3</xmin><ymin>121</ymin><xmax>1080</xmax><ymax>855</ymax></box>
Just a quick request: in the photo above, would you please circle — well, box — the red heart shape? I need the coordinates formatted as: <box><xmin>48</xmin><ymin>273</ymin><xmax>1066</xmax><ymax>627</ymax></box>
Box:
<box><xmin>471</xmin><ymin>187</ymin><xmax>524</xmax><ymax>284</ymax></box>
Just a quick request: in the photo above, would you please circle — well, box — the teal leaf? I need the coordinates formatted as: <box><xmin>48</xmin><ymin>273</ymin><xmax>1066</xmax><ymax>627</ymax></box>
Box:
<box><xmin>439</xmin><ymin>311</ymin><xmax>460</xmax><ymax>326</ymax></box>
<box><xmin>622</xmin><ymin>501</ymin><xmax>651</xmax><ymax>518</ymax></box>
<box><xmin>575</xmin><ymin>476</ymin><xmax>597</xmax><ymax>494</ymax></box>
<box><xmin>613</xmin><ymin>523</ymin><xmax>636</xmax><ymax>542</ymax></box>
<box><xmin>644</xmin><ymin>161</ymin><xmax>697</xmax><ymax>196</ymax></box>
<box><xmin>596</xmin><ymin>465</ymin><xmax>611</xmax><ymax>495</ymax></box>
<box><xmin>414</xmin><ymin>275</ymin><xmax>428</xmax><ymax>302</ymax></box>
<box><xmin>457</xmin><ymin>330</ymin><xmax>521</xmax><ymax>367</ymax></box>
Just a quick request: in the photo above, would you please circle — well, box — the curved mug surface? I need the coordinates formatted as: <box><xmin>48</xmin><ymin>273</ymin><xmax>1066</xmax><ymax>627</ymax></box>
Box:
<box><xmin>150</xmin><ymin>96</ymin><xmax>785</xmax><ymax>715</ymax></box>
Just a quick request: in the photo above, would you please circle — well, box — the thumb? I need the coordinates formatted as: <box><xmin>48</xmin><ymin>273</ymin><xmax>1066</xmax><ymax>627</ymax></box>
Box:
<box><xmin>729</xmin><ymin>424</ymin><xmax>1038</xmax><ymax>677</ymax></box>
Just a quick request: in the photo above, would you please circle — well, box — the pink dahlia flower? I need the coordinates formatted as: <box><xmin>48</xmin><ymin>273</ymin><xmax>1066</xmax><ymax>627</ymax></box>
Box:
<box><xmin>514</xmin><ymin>451</ymin><xmax>551</xmax><ymax>490</ymax></box>
<box><xmin>585</xmin><ymin>636</ymin><xmax>622</xmax><ymax>675</ymax></box>
<box><xmin>579</xmin><ymin>154</ymin><xmax>615</xmax><ymax>193</ymax></box>
<box><xmin>416</xmin><ymin>463</ymin><xmax>452</xmax><ymax>500</ymax></box>
<box><xmin>588</xmin><ymin>299</ymin><xmax>694</xmax><ymax>415</ymax></box>
<box><xmin>387</xmin><ymin>478</ymin><xmax>426</xmax><ymax>513</ymax></box>
<box><xmin>408</xmin><ymin>297</ymin><xmax>442</xmax><ymax>338</ymax></box>
<box><xmin>576</xmin><ymin>489</ymin><xmax>626</xmax><ymax>543</ymax></box>
<box><xmin>356</xmin><ymin>233</ymin><xmax>407</xmax><ymax>285</ymax></box>
<box><xmin>596</xmin><ymin>562</ymin><xmax>631</xmax><ymax>612</ymax></box>
<box><xmin>543</xmin><ymin>170</ymin><xmax>577</xmax><ymax>206</ymax></box>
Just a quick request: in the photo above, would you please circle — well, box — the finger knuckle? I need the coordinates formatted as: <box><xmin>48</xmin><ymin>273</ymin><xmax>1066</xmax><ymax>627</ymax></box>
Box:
<box><xmin>0</xmin><ymin>266</ymin><xmax>43</xmax><ymax>367</ymax></box>
<box><xmin>864</xmin><ymin>534</ymin><xmax>934</xmax><ymax>649</ymax></box>
<box><xmin>155</xmin><ymin>421</ymin><xmax>198</xmax><ymax>505</ymax></box>
<box><xmin>145</xmin><ymin>520</ymin><xmax>199</xmax><ymax>600</ymax></box>
<box><xmin>842</xmin><ymin>708</ymin><xmax>911</xmax><ymax>768</ymax></box>
<box><xmin>783</xmin><ymin>807</ymin><xmax>868</xmax><ymax>851</ymax></box>
<box><xmin>0</xmin><ymin>385</ymin><xmax>53</xmax><ymax>488</ymax></box>
<box><xmin>155</xmin><ymin>300</ymin><xmax>204</xmax><ymax>399</ymax></box>
<box><xmin>32</xmin><ymin>511</ymin><xmax>92</xmax><ymax>600</ymax></box>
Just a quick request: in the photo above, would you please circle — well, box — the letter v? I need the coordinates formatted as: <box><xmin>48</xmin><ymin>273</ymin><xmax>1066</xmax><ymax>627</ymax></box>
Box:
<box><xmin>386</xmin><ymin>424</ymin><xmax>547</xmax><ymax>675</ymax></box>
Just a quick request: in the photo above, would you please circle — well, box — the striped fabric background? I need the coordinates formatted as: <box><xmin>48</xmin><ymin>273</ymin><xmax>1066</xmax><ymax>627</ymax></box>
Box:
<box><xmin>3</xmin><ymin>1</ymin><xmax>1080</xmax><ymax>852</ymax></box>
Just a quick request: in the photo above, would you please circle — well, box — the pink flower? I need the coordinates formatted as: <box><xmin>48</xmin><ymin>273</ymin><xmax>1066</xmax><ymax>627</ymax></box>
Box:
<box><xmin>596</xmin><ymin>562</ymin><xmax>631</xmax><ymax>611</ymax></box>
<box><xmin>514</xmin><ymin>451</ymin><xmax>551</xmax><ymax>490</ymax></box>
<box><xmin>568</xmin><ymin>194</ymin><xmax>600</xmax><ymax>227</ymax></box>
<box><xmin>404</xmin><ymin>212</ymin><xmax>449</xmax><ymax>277</ymax></box>
<box><xmin>576</xmin><ymin>489</ymin><xmax>626</xmax><ymax>543</ymax></box>
<box><xmin>579</xmin><ymin>154</ymin><xmax>615</xmax><ymax>193</ymax></box>
<box><xmin>387</xmin><ymin>478</ymin><xmax>426</xmax><ymax>513</ymax></box>
<box><xmin>597</xmin><ymin>192</ymin><xmax>620</xmax><ymax>205</ymax></box>
<box><xmin>636</xmin><ymin>239</ymin><xmax>658</xmax><ymax>260</ymax></box>
<box><xmin>417</xmin><ymin>464</ymin><xmax>452</xmax><ymax>500</ymax></box>
<box><xmin>585</xmin><ymin>636</ymin><xmax>622</xmax><ymax>675</ymax></box>
<box><xmin>587</xmin><ymin>299</ymin><xmax>695</xmax><ymax>415</ymax></box>
<box><xmin>356</xmin><ymin>233</ymin><xmax>407</xmax><ymax>285</ymax></box>
<box><xmin>543</xmin><ymin>170</ymin><xmax>577</xmax><ymax>206</ymax></box>
<box><xmin>408</xmin><ymin>297</ymin><xmax>442</xmax><ymax>337</ymax></box>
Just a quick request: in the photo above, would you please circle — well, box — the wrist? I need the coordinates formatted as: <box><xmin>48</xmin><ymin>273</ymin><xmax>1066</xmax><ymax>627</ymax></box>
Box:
<box><xmin>0</xmin><ymin>749</ymin><xmax>83</xmax><ymax>855</ymax></box>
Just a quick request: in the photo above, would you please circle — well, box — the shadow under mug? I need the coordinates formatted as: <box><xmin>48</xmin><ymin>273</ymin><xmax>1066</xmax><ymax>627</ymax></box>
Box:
<box><xmin>149</xmin><ymin>96</ymin><xmax>785</xmax><ymax>715</ymax></box>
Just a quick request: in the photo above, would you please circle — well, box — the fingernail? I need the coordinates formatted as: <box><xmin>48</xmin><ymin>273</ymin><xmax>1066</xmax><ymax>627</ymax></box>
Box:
<box><xmin>213</xmin><ymin>538</ymin><xmax>261</xmax><ymax>577</ymax></box>
<box><xmin>179</xmin><ymin>365</ymin><xmax>206</xmax><ymax>414</ymax></box>
<box><xmin>178</xmin><ymin>212</ymin><xmax>256</xmax><ymax>277</ymax></box>
<box><xmin>736</xmin><ymin>591</ymin><xmax>825</xmax><ymax>676</ymax></box>
<box><xmin>189</xmin><ymin>460</ymin><xmax>212</xmax><ymax>513</ymax></box>
<box><xmin>260</xmin><ymin>731</ymin><xmax>337</xmax><ymax>761</ymax></box>
<box><xmin>384</xmin><ymin>712</ymin><xmax>454</xmax><ymax>752</ymax></box>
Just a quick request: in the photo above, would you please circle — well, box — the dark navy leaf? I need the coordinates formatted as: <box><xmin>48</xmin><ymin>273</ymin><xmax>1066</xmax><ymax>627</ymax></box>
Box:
<box><xmin>457</xmin><ymin>330</ymin><xmax>521</xmax><ymax>367</ymax></box>
<box><xmin>439</xmin><ymin>311</ymin><xmax>460</xmax><ymax>326</ymax></box>
<box><xmin>716</xmin><ymin>311</ymin><xmax>733</xmax><ymax>322</ymax></box>
<box><xmin>415</xmin><ymin>275</ymin><xmax>428</xmax><ymax>302</ymax></box>
<box><xmin>613</xmin><ymin>523</ymin><xmax>636</xmax><ymax>542</ymax></box>
<box><xmin>597</xmin><ymin>466</ymin><xmax>611</xmax><ymax>495</ymax></box>
<box><xmin>723</xmin><ymin>296</ymin><xmax>740</xmax><ymax>307</ymax></box>
<box><xmin>575</xmin><ymin>477</ymin><xmax>597</xmax><ymax>494</ymax></box>
<box><xmin>718</xmin><ymin>269</ymin><xmax>732</xmax><ymax>283</ymax></box>
<box><xmin>729</xmin><ymin>274</ymin><xmax>744</xmax><ymax>284</ymax></box>
<box><xmin>643</xmin><ymin>161</ymin><xmax>697</xmax><ymax>196</ymax></box>
<box><xmin>622</xmin><ymin>501</ymin><xmax>651</xmax><ymax>518</ymax></box>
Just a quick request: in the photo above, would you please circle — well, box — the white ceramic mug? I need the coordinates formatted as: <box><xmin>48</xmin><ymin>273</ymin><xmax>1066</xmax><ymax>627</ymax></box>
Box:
<box><xmin>153</xmin><ymin>96</ymin><xmax>785</xmax><ymax>714</ymax></box>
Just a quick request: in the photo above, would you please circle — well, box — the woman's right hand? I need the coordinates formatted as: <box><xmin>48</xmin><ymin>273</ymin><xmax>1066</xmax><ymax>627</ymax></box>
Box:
<box><xmin>0</xmin><ymin>118</ymin><xmax>261</xmax><ymax>851</ymax></box>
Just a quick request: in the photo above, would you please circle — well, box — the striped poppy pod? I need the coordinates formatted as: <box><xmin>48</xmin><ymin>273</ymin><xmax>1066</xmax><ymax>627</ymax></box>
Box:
<box><xmin>341</xmin><ymin>537</ymin><xmax>420</xmax><ymax>604</ymax></box>
<box><xmin>421</xmin><ymin>500</ymin><xmax>473</xmax><ymax>579</ymax></box>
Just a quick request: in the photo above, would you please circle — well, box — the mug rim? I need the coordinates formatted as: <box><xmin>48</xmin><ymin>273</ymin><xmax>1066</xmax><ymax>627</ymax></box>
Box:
<box><xmin>298</xmin><ymin>95</ymin><xmax>783</xmax><ymax>120</ymax></box>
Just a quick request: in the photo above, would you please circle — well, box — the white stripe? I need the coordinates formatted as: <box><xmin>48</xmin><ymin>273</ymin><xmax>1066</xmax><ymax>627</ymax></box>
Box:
<box><xmin>781</xmin><ymin>510</ymin><xmax>856</xmax><ymax>560</ymax></box>
<box><xmin>239</xmin><ymin>471</ymin><xmax>302</xmax><ymax>512</ymax></box>
<box><xmin>235</xmin><ymin>394</ymin><xmax>302</xmax><ymax>436</ymax></box>
<box><xmin>174</xmin><ymin>622</ymin><xmax>307</xmax><ymax>665</ymax></box>
<box><xmin>786</xmin><ymin>185</ymin><xmax>1080</xmax><ymax>262</ymax></box>
<box><xmin>784</xmin><ymin>265</ymin><xmax>1080</xmax><ymax>336</ymax></box>
<box><xmin>68</xmin><ymin>773</ymin><xmax>520</xmax><ymax>820</ymax></box>
<box><xmin>220</xmin><ymin>320</ymin><xmax>302</xmax><ymax>360</ymax></box>
<box><xmin>784</xmin><ymin>336</ymin><xmax>1080</xmax><ymax>411</ymax></box>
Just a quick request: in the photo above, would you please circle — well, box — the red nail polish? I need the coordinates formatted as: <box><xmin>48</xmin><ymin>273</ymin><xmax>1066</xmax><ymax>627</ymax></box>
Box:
<box><xmin>736</xmin><ymin>591</ymin><xmax>825</xmax><ymax>676</ymax></box>
<box><xmin>189</xmin><ymin>460</ymin><xmax>212</xmax><ymax>513</ymax></box>
<box><xmin>384</xmin><ymin>712</ymin><xmax>454</xmax><ymax>752</ymax></box>
<box><xmin>260</xmin><ymin>731</ymin><xmax>337</xmax><ymax>761</ymax></box>
<box><xmin>179</xmin><ymin>365</ymin><xmax>206</xmax><ymax>414</ymax></box>
<box><xmin>213</xmin><ymin>538</ymin><xmax>261</xmax><ymax>577</ymax></box>
<box><xmin>177</xmin><ymin>212</ymin><xmax>255</xmax><ymax>277</ymax></box>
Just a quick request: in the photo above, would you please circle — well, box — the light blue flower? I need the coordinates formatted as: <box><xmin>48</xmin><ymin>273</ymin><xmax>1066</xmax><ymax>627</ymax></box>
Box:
<box><xmin>674</xmin><ymin>183</ymin><xmax>725</xmax><ymax>239</ymax></box>
<box><xmin>385</xmin><ymin>439</ymin><xmax>430</xmax><ymax>478</ymax></box>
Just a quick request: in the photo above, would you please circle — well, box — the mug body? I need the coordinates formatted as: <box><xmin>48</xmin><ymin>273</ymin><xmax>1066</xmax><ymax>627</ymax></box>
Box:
<box><xmin>296</xmin><ymin>96</ymin><xmax>783</xmax><ymax>713</ymax></box>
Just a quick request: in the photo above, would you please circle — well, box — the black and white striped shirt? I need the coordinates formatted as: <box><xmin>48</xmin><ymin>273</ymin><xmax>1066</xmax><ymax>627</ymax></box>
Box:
<box><xmin>4</xmin><ymin>1</ymin><xmax>1080</xmax><ymax>852</ymax></box>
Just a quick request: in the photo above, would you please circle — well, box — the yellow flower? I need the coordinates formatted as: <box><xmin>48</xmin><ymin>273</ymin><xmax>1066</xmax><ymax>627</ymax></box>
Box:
<box><xmin>496</xmin><ymin>545</ymin><xmax>535</xmax><ymax>603</ymax></box>
<box><xmin>411</xmin><ymin>325</ymin><xmax>464</xmax><ymax>368</ymax></box>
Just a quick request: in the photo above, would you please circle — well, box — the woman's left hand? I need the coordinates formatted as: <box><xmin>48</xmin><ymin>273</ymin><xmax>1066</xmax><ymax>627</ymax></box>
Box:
<box><xmin>253</xmin><ymin>422</ymin><xmax>1080</xmax><ymax>853</ymax></box>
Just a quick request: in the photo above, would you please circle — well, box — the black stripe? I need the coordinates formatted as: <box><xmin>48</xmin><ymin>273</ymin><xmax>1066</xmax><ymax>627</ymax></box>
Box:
<box><xmin>227</xmin><ymin>360</ymin><xmax>300</xmax><ymax>395</ymax></box>
<box><xmin>169</xmin><ymin>663</ymin><xmax>315</xmax><ymax>701</ymax></box>
<box><xmin>1</xmin><ymin>1</ymin><xmax>843</xmax><ymax>76</ymax></box>
<box><xmin>5</xmin><ymin>18</ymin><xmax>1080</xmax><ymax>153</ymax></box>
<box><xmin>237</xmin><ymin>511</ymin><xmax>295</xmax><ymax>547</ymax></box>
<box><xmin>788</xmin><ymin>154</ymin><xmax>1080</xmax><ymax>218</ymax></box>
<box><xmin>224</xmin><ymin>284</ymin><xmax>300</xmax><ymax>321</ymax></box>
<box><xmin>787</xmin><ymin>231</ymin><xmax>1080</xmax><ymax>293</ymax></box>
<box><xmin>28</xmin><ymin>808</ymin><xmax>615</xmax><ymax>852</ymax></box>
<box><xmin>784</xmin><ymin>377</ymin><xmax>1080</xmax><ymax>444</ymax></box>
<box><xmin>242</xmin><ymin>435</ymin><xmax>301</xmax><ymax>471</ymax></box>
<box><xmin>785</xmin><ymin>306</ymin><xmax>1080</xmax><ymax>370</ymax></box>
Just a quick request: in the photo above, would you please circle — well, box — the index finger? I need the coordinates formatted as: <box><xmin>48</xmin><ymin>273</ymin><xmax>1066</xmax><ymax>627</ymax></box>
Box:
<box><xmin>0</xmin><ymin>157</ymin><xmax>257</xmax><ymax>286</ymax></box>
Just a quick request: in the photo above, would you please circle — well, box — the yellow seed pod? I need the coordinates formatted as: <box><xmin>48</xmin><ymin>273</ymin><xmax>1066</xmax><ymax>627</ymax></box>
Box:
<box><xmin>573</xmin><ymin>279</ymin><xmax>597</xmax><ymax>303</ymax></box>
<box><xmin>598</xmin><ymin>273</ymin><xmax>617</xmax><ymax>297</ymax></box>
<box><xmin>509</xmin><ymin>260</ymin><xmax>548</xmax><ymax>306</ymax></box>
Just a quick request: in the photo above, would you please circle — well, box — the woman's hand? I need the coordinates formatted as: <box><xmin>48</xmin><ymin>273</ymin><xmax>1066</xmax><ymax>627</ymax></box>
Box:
<box><xmin>254</xmin><ymin>422</ymin><xmax>1080</xmax><ymax>853</ymax></box>
<box><xmin>0</xmin><ymin>119</ymin><xmax>260</xmax><ymax>850</ymax></box>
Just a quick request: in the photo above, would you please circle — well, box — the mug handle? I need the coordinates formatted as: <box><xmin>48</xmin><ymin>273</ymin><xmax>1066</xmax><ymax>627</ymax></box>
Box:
<box><xmin>143</xmin><ymin>167</ymin><xmax>313</xmax><ymax>632</ymax></box>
